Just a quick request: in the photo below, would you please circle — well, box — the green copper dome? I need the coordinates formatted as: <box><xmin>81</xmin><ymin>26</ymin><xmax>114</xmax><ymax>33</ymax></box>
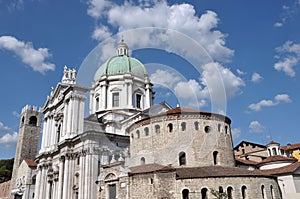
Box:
<box><xmin>94</xmin><ymin>41</ymin><xmax>148</xmax><ymax>81</ymax></box>
<box><xmin>94</xmin><ymin>55</ymin><xmax>147</xmax><ymax>81</ymax></box>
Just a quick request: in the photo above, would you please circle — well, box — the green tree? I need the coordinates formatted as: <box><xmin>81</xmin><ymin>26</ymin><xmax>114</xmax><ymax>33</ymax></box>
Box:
<box><xmin>211</xmin><ymin>188</ymin><xmax>228</xmax><ymax>199</ymax></box>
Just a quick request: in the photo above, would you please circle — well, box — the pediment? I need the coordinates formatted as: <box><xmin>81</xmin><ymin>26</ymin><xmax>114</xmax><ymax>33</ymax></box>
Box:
<box><xmin>110</xmin><ymin>87</ymin><xmax>122</xmax><ymax>92</ymax></box>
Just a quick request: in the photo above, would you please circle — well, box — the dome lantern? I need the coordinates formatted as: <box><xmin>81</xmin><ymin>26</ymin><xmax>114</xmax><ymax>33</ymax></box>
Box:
<box><xmin>117</xmin><ymin>38</ymin><xmax>129</xmax><ymax>56</ymax></box>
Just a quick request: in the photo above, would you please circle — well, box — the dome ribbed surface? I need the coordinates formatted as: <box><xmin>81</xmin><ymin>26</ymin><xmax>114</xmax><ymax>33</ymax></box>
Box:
<box><xmin>94</xmin><ymin>55</ymin><xmax>147</xmax><ymax>81</ymax></box>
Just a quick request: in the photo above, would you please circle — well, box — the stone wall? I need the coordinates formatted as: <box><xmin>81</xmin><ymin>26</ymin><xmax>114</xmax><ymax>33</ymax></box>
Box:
<box><xmin>0</xmin><ymin>180</ymin><xmax>11</xmax><ymax>199</ymax></box>
<box><xmin>129</xmin><ymin>113</ymin><xmax>234</xmax><ymax>168</ymax></box>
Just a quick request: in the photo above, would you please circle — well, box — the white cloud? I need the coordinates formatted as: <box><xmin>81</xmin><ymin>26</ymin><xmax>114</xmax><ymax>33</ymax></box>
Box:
<box><xmin>201</xmin><ymin>62</ymin><xmax>245</xmax><ymax>100</ymax></box>
<box><xmin>92</xmin><ymin>25</ymin><xmax>112</xmax><ymax>41</ymax></box>
<box><xmin>274</xmin><ymin>41</ymin><xmax>300</xmax><ymax>77</ymax></box>
<box><xmin>87</xmin><ymin>0</ymin><xmax>234</xmax><ymax>63</ymax></box>
<box><xmin>236</xmin><ymin>69</ymin><xmax>246</xmax><ymax>75</ymax></box>
<box><xmin>275</xmin><ymin>1</ymin><xmax>300</xmax><ymax>27</ymax></box>
<box><xmin>12</xmin><ymin>111</ymin><xmax>20</xmax><ymax>118</ymax></box>
<box><xmin>275</xmin><ymin>94</ymin><xmax>292</xmax><ymax>103</ymax></box>
<box><xmin>251</xmin><ymin>72</ymin><xmax>263</xmax><ymax>83</ymax></box>
<box><xmin>0</xmin><ymin>121</ymin><xmax>18</xmax><ymax>147</ymax></box>
<box><xmin>249</xmin><ymin>121</ymin><xmax>265</xmax><ymax>133</ymax></box>
<box><xmin>231</xmin><ymin>128</ymin><xmax>241</xmax><ymax>140</ymax></box>
<box><xmin>274</xmin><ymin>22</ymin><xmax>283</xmax><ymax>27</ymax></box>
<box><xmin>0</xmin><ymin>36</ymin><xmax>55</xmax><ymax>74</ymax></box>
<box><xmin>248</xmin><ymin>94</ymin><xmax>292</xmax><ymax>111</ymax></box>
<box><xmin>149</xmin><ymin>62</ymin><xmax>244</xmax><ymax>110</ymax></box>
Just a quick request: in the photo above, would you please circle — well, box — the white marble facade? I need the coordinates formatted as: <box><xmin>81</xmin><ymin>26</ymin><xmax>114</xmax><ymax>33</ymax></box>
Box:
<box><xmin>34</xmin><ymin>41</ymin><xmax>155</xmax><ymax>199</ymax></box>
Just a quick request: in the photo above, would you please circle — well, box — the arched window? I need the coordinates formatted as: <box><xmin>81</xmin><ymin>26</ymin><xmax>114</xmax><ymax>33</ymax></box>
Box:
<box><xmin>270</xmin><ymin>185</ymin><xmax>274</xmax><ymax>199</ymax></box>
<box><xmin>225</xmin><ymin>126</ymin><xmax>228</xmax><ymax>134</ymax></box>
<box><xmin>219</xmin><ymin>186</ymin><xmax>224</xmax><ymax>193</ymax></box>
<box><xmin>57</xmin><ymin>124</ymin><xmax>61</xmax><ymax>143</ymax></box>
<box><xmin>21</xmin><ymin>117</ymin><xmax>24</xmax><ymax>126</ymax></box>
<box><xmin>182</xmin><ymin>189</ymin><xmax>189</xmax><ymax>199</ymax></box>
<box><xmin>144</xmin><ymin>127</ymin><xmax>149</xmax><ymax>136</ymax></box>
<box><xmin>268</xmin><ymin>149</ymin><xmax>271</xmax><ymax>156</ymax></box>
<box><xmin>131</xmin><ymin>133</ymin><xmax>134</xmax><ymax>139</ymax></box>
<box><xmin>112</xmin><ymin>92</ymin><xmax>119</xmax><ymax>107</ymax></box>
<box><xmin>136</xmin><ymin>130</ymin><xmax>140</xmax><ymax>138</ymax></box>
<box><xmin>136</xmin><ymin>94</ymin><xmax>142</xmax><ymax>109</ymax></box>
<box><xmin>218</xmin><ymin>124</ymin><xmax>221</xmax><ymax>132</ymax></box>
<box><xmin>201</xmin><ymin>188</ymin><xmax>208</xmax><ymax>199</ymax></box>
<box><xmin>261</xmin><ymin>185</ymin><xmax>266</xmax><ymax>199</ymax></box>
<box><xmin>140</xmin><ymin>157</ymin><xmax>145</xmax><ymax>165</ymax></box>
<box><xmin>31</xmin><ymin>175</ymin><xmax>36</xmax><ymax>185</ymax></box>
<box><xmin>213</xmin><ymin>151</ymin><xmax>218</xmax><ymax>165</ymax></box>
<box><xmin>241</xmin><ymin>185</ymin><xmax>247</xmax><ymax>199</ymax></box>
<box><xmin>227</xmin><ymin>186</ymin><xmax>233</xmax><ymax>199</ymax></box>
<box><xmin>95</xmin><ymin>97</ymin><xmax>99</xmax><ymax>110</ymax></box>
<box><xmin>155</xmin><ymin>125</ymin><xmax>160</xmax><ymax>133</ymax></box>
<box><xmin>181</xmin><ymin>122</ymin><xmax>186</xmax><ymax>131</ymax></box>
<box><xmin>194</xmin><ymin>121</ymin><xmax>199</xmax><ymax>130</ymax></box>
<box><xmin>204</xmin><ymin>126</ymin><xmax>211</xmax><ymax>133</ymax></box>
<box><xmin>167</xmin><ymin>123</ymin><xmax>173</xmax><ymax>132</ymax></box>
<box><xmin>29</xmin><ymin>116</ymin><xmax>37</xmax><ymax>126</ymax></box>
<box><xmin>179</xmin><ymin>152</ymin><xmax>186</xmax><ymax>166</ymax></box>
<box><xmin>272</xmin><ymin>148</ymin><xmax>277</xmax><ymax>155</ymax></box>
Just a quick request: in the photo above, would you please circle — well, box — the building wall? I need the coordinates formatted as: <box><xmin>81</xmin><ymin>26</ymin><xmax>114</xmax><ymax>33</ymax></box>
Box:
<box><xmin>98</xmin><ymin>171</ymin><xmax>281</xmax><ymax>199</ymax></box>
<box><xmin>0</xmin><ymin>180</ymin><xmax>11</xmax><ymax>199</ymax></box>
<box><xmin>129</xmin><ymin>114</ymin><xmax>234</xmax><ymax>168</ymax></box>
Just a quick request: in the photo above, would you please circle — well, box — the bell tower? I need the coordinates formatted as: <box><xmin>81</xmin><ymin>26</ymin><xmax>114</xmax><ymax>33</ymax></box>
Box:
<box><xmin>10</xmin><ymin>105</ymin><xmax>42</xmax><ymax>196</ymax></box>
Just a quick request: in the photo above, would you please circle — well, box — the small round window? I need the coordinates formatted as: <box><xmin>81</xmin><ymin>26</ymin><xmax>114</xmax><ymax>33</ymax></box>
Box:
<box><xmin>204</xmin><ymin>126</ymin><xmax>211</xmax><ymax>133</ymax></box>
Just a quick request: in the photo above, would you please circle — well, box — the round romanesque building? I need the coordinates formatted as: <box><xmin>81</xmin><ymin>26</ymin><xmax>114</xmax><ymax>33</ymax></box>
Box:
<box><xmin>129</xmin><ymin>107</ymin><xmax>235</xmax><ymax>168</ymax></box>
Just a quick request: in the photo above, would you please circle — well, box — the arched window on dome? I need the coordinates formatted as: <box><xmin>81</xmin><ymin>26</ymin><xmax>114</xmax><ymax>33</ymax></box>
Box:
<box><xmin>112</xmin><ymin>92</ymin><xmax>119</xmax><ymax>107</ymax></box>
<box><xmin>95</xmin><ymin>97</ymin><xmax>99</xmax><ymax>110</ymax></box>
<box><xmin>179</xmin><ymin>152</ymin><xmax>186</xmax><ymax>166</ymax></box>
<box><xmin>241</xmin><ymin>185</ymin><xmax>247</xmax><ymax>199</ymax></box>
<box><xmin>201</xmin><ymin>188</ymin><xmax>208</xmax><ymax>199</ymax></box>
<box><xmin>213</xmin><ymin>151</ymin><xmax>219</xmax><ymax>165</ymax></box>
<box><xmin>155</xmin><ymin>125</ymin><xmax>160</xmax><ymax>134</ymax></box>
<box><xmin>136</xmin><ymin>130</ymin><xmax>140</xmax><ymax>139</ymax></box>
<box><xmin>261</xmin><ymin>185</ymin><xmax>266</xmax><ymax>199</ymax></box>
<box><xmin>194</xmin><ymin>121</ymin><xmax>199</xmax><ymax>130</ymax></box>
<box><xmin>167</xmin><ymin>123</ymin><xmax>173</xmax><ymax>133</ymax></box>
<box><xmin>181</xmin><ymin>122</ymin><xmax>186</xmax><ymax>131</ymax></box>
<box><xmin>272</xmin><ymin>148</ymin><xmax>277</xmax><ymax>156</ymax></box>
<box><xmin>136</xmin><ymin>93</ymin><xmax>142</xmax><ymax>109</ymax></box>
<box><xmin>182</xmin><ymin>189</ymin><xmax>189</xmax><ymax>199</ymax></box>
<box><xmin>140</xmin><ymin>157</ymin><xmax>145</xmax><ymax>165</ymax></box>
<box><xmin>227</xmin><ymin>186</ymin><xmax>233</xmax><ymax>199</ymax></box>
<box><xmin>144</xmin><ymin>127</ymin><xmax>149</xmax><ymax>136</ymax></box>
<box><xmin>270</xmin><ymin>185</ymin><xmax>274</xmax><ymax>199</ymax></box>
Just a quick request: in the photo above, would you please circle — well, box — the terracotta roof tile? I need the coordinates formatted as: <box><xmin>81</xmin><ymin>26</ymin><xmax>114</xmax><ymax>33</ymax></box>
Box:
<box><xmin>24</xmin><ymin>159</ymin><xmax>37</xmax><ymax>167</ymax></box>
<box><xmin>267</xmin><ymin>141</ymin><xmax>280</xmax><ymax>146</ymax></box>
<box><xmin>129</xmin><ymin>164</ymin><xmax>273</xmax><ymax>179</ymax></box>
<box><xmin>260</xmin><ymin>162</ymin><xmax>300</xmax><ymax>175</ymax></box>
<box><xmin>235</xmin><ymin>158</ymin><xmax>259</xmax><ymax>166</ymax></box>
<box><xmin>281</xmin><ymin>143</ymin><xmax>300</xmax><ymax>151</ymax></box>
<box><xmin>129</xmin><ymin>164</ymin><xmax>174</xmax><ymax>174</ymax></box>
<box><xmin>175</xmin><ymin>166</ymin><xmax>271</xmax><ymax>179</ymax></box>
<box><xmin>258</xmin><ymin>155</ymin><xmax>296</xmax><ymax>166</ymax></box>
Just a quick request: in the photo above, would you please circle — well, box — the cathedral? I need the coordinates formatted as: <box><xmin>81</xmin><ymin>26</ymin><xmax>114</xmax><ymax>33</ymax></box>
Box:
<box><xmin>8</xmin><ymin>40</ymin><xmax>283</xmax><ymax>199</ymax></box>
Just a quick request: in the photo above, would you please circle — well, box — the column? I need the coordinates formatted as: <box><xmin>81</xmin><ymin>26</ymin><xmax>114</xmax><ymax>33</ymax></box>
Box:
<box><xmin>78</xmin><ymin>97</ymin><xmax>85</xmax><ymax>133</ymax></box>
<box><xmin>71</xmin><ymin>96</ymin><xmax>79</xmax><ymax>134</ymax></box>
<box><xmin>41</xmin><ymin>119</ymin><xmax>47</xmax><ymax>151</ymax></box>
<box><xmin>128</xmin><ymin>83</ymin><xmax>133</xmax><ymax>108</ymax></box>
<box><xmin>79</xmin><ymin>155</ymin><xmax>85</xmax><ymax>199</ymax></box>
<box><xmin>68</xmin><ymin>157</ymin><xmax>74</xmax><ymax>199</ymax></box>
<box><xmin>34</xmin><ymin>166</ymin><xmax>42</xmax><ymax>199</ymax></box>
<box><xmin>62</xmin><ymin>156</ymin><xmax>70</xmax><ymax>199</ymax></box>
<box><xmin>39</xmin><ymin>165</ymin><xmax>46</xmax><ymax>199</ymax></box>
<box><xmin>63</xmin><ymin>101</ymin><xmax>68</xmax><ymax>137</ymax></box>
<box><xmin>67</xmin><ymin>98</ymin><xmax>73</xmax><ymax>136</ymax></box>
<box><xmin>57</xmin><ymin>156</ymin><xmax>64</xmax><ymax>199</ymax></box>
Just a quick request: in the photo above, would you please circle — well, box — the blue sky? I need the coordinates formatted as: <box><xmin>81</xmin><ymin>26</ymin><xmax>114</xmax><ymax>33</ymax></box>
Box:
<box><xmin>0</xmin><ymin>0</ymin><xmax>300</xmax><ymax>159</ymax></box>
